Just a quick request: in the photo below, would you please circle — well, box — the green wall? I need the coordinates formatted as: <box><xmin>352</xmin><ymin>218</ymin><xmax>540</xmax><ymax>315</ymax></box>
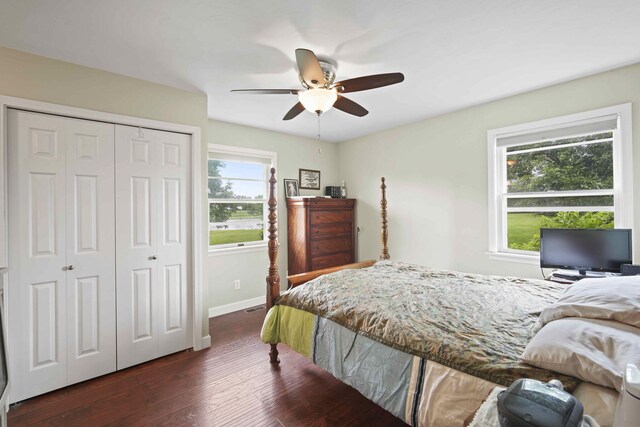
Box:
<box><xmin>338</xmin><ymin>63</ymin><xmax>640</xmax><ymax>278</ymax></box>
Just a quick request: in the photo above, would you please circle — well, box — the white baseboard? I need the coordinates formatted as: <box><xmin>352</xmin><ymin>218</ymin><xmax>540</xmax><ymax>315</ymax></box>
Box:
<box><xmin>208</xmin><ymin>296</ymin><xmax>265</xmax><ymax>318</ymax></box>
<box><xmin>198</xmin><ymin>335</ymin><xmax>211</xmax><ymax>350</ymax></box>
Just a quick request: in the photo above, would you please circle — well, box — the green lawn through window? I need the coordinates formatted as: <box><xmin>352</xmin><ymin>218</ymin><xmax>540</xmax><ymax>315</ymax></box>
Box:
<box><xmin>507</xmin><ymin>213</ymin><xmax>543</xmax><ymax>247</ymax></box>
<box><xmin>209</xmin><ymin>229</ymin><xmax>263</xmax><ymax>246</ymax></box>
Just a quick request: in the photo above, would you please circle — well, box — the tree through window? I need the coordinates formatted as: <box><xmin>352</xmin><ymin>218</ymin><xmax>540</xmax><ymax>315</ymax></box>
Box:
<box><xmin>488</xmin><ymin>104</ymin><xmax>633</xmax><ymax>258</ymax></box>
<box><xmin>505</xmin><ymin>132</ymin><xmax>614</xmax><ymax>251</ymax></box>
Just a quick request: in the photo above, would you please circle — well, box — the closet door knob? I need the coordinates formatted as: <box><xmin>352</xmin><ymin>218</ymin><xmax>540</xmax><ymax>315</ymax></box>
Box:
<box><xmin>67</xmin><ymin>265</ymin><xmax>74</xmax><ymax>271</ymax></box>
<box><xmin>150</xmin><ymin>256</ymin><xmax>157</xmax><ymax>260</ymax></box>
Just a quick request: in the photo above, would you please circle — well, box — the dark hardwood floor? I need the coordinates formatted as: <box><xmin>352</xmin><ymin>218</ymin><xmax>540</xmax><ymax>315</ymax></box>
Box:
<box><xmin>8</xmin><ymin>308</ymin><xmax>408</xmax><ymax>426</ymax></box>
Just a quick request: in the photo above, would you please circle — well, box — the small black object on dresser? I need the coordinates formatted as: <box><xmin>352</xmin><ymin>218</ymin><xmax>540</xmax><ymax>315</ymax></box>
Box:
<box><xmin>620</xmin><ymin>264</ymin><xmax>640</xmax><ymax>276</ymax></box>
<box><xmin>325</xmin><ymin>186</ymin><xmax>342</xmax><ymax>198</ymax></box>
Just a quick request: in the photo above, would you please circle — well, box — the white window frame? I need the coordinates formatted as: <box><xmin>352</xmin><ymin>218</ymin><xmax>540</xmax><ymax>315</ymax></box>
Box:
<box><xmin>487</xmin><ymin>103</ymin><xmax>633</xmax><ymax>264</ymax></box>
<box><xmin>208</xmin><ymin>144</ymin><xmax>277</xmax><ymax>255</ymax></box>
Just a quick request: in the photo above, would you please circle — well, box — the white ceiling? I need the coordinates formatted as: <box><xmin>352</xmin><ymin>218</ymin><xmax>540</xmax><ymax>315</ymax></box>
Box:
<box><xmin>0</xmin><ymin>0</ymin><xmax>639</xmax><ymax>142</ymax></box>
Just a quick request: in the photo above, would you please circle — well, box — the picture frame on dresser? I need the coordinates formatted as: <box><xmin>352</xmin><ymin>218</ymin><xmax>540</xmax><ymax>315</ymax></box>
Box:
<box><xmin>299</xmin><ymin>168</ymin><xmax>321</xmax><ymax>190</ymax></box>
<box><xmin>284</xmin><ymin>179</ymin><xmax>300</xmax><ymax>198</ymax></box>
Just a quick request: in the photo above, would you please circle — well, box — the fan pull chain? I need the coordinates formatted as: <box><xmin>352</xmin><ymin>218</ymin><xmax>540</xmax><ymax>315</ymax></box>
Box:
<box><xmin>317</xmin><ymin>114</ymin><xmax>321</xmax><ymax>140</ymax></box>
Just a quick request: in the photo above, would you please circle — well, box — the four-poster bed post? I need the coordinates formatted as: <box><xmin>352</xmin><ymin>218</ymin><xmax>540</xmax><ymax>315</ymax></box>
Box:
<box><xmin>265</xmin><ymin>169</ymin><xmax>389</xmax><ymax>363</ymax></box>
<box><xmin>266</xmin><ymin>167</ymin><xmax>281</xmax><ymax>364</ymax></box>
<box><xmin>380</xmin><ymin>177</ymin><xmax>390</xmax><ymax>260</ymax></box>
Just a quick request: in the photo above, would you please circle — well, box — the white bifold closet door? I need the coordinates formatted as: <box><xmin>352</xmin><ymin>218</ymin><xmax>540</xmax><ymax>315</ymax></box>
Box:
<box><xmin>115</xmin><ymin>125</ymin><xmax>191</xmax><ymax>370</ymax></box>
<box><xmin>7</xmin><ymin>110</ymin><xmax>116</xmax><ymax>403</ymax></box>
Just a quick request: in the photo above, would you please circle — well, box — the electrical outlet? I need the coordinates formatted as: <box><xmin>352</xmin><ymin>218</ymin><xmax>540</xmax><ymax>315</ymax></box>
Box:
<box><xmin>234</xmin><ymin>279</ymin><xmax>240</xmax><ymax>290</ymax></box>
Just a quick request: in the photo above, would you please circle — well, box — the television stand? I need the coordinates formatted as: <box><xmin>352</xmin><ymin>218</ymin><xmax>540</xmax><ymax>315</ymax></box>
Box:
<box><xmin>547</xmin><ymin>269</ymin><xmax>621</xmax><ymax>283</ymax></box>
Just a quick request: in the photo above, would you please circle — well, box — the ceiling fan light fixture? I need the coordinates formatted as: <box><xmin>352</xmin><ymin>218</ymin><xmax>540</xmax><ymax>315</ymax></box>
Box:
<box><xmin>298</xmin><ymin>88</ymin><xmax>338</xmax><ymax>115</ymax></box>
<box><xmin>232</xmin><ymin>48</ymin><xmax>404</xmax><ymax>121</ymax></box>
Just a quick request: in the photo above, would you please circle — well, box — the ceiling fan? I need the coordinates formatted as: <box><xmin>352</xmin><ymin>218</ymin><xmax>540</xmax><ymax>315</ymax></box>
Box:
<box><xmin>231</xmin><ymin>48</ymin><xmax>405</xmax><ymax>120</ymax></box>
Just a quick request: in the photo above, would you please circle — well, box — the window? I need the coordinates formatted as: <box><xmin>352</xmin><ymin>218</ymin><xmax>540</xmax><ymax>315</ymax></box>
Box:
<box><xmin>208</xmin><ymin>145</ymin><xmax>276</xmax><ymax>252</ymax></box>
<box><xmin>488</xmin><ymin>104</ymin><xmax>633</xmax><ymax>261</ymax></box>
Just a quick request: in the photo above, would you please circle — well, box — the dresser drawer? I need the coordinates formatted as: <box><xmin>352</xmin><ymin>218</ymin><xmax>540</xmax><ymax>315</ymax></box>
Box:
<box><xmin>311</xmin><ymin>252</ymin><xmax>353</xmax><ymax>271</ymax></box>
<box><xmin>310</xmin><ymin>210</ymin><xmax>353</xmax><ymax>225</ymax></box>
<box><xmin>310</xmin><ymin>236</ymin><xmax>352</xmax><ymax>256</ymax></box>
<box><xmin>310</xmin><ymin>223</ymin><xmax>353</xmax><ymax>239</ymax></box>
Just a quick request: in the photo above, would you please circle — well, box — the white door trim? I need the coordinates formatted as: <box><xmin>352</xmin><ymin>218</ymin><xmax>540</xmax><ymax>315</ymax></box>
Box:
<box><xmin>0</xmin><ymin>95</ymin><xmax>209</xmax><ymax>353</ymax></box>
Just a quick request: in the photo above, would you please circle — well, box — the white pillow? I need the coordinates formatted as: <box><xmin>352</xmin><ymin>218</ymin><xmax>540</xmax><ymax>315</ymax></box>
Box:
<box><xmin>521</xmin><ymin>317</ymin><xmax>640</xmax><ymax>390</ymax></box>
<box><xmin>540</xmin><ymin>276</ymin><xmax>640</xmax><ymax>327</ymax></box>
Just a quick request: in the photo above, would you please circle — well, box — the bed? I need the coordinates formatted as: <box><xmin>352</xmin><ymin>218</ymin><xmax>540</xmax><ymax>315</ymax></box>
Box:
<box><xmin>260</xmin><ymin>169</ymin><xmax>625</xmax><ymax>426</ymax></box>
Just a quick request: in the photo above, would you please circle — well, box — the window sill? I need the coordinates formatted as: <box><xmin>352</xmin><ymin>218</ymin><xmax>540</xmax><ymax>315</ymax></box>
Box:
<box><xmin>208</xmin><ymin>244</ymin><xmax>269</xmax><ymax>257</ymax></box>
<box><xmin>486</xmin><ymin>251</ymin><xmax>540</xmax><ymax>265</ymax></box>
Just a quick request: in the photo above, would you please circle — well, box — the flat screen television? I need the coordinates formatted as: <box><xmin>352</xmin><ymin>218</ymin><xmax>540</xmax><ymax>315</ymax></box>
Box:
<box><xmin>540</xmin><ymin>228</ymin><xmax>632</xmax><ymax>274</ymax></box>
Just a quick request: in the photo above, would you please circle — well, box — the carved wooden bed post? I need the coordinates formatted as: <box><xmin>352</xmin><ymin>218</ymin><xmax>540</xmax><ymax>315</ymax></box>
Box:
<box><xmin>380</xmin><ymin>177</ymin><xmax>390</xmax><ymax>260</ymax></box>
<box><xmin>266</xmin><ymin>167</ymin><xmax>280</xmax><ymax>364</ymax></box>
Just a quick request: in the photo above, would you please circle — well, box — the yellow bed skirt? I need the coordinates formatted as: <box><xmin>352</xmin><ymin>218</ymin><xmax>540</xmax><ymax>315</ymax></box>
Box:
<box><xmin>260</xmin><ymin>305</ymin><xmax>314</xmax><ymax>359</ymax></box>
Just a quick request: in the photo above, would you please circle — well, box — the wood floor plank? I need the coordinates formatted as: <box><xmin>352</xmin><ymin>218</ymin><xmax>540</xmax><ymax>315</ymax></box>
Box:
<box><xmin>8</xmin><ymin>308</ymin><xmax>408</xmax><ymax>426</ymax></box>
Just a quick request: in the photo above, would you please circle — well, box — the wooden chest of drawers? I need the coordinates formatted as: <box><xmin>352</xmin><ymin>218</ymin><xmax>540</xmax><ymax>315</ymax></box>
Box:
<box><xmin>286</xmin><ymin>198</ymin><xmax>355</xmax><ymax>278</ymax></box>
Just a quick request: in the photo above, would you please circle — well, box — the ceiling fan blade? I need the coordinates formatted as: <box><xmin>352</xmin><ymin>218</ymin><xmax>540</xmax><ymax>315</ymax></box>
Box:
<box><xmin>333</xmin><ymin>72</ymin><xmax>404</xmax><ymax>93</ymax></box>
<box><xmin>295</xmin><ymin>48</ymin><xmax>325</xmax><ymax>88</ymax></box>
<box><xmin>283</xmin><ymin>102</ymin><xmax>306</xmax><ymax>120</ymax></box>
<box><xmin>333</xmin><ymin>95</ymin><xmax>368</xmax><ymax>117</ymax></box>
<box><xmin>231</xmin><ymin>89</ymin><xmax>299</xmax><ymax>95</ymax></box>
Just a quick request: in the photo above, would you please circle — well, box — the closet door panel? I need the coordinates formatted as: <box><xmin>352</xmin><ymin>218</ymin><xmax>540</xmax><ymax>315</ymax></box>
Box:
<box><xmin>65</xmin><ymin>118</ymin><xmax>116</xmax><ymax>384</ymax></box>
<box><xmin>8</xmin><ymin>110</ymin><xmax>68</xmax><ymax>403</ymax></box>
<box><xmin>131</xmin><ymin>177</ymin><xmax>152</xmax><ymax>247</ymax></box>
<box><xmin>163</xmin><ymin>264</ymin><xmax>182</xmax><ymax>332</ymax></box>
<box><xmin>132</xmin><ymin>267</ymin><xmax>153</xmax><ymax>340</ymax></box>
<box><xmin>30</xmin><ymin>173</ymin><xmax>57</xmax><ymax>256</ymax></box>
<box><xmin>74</xmin><ymin>175</ymin><xmax>98</xmax><ymax>252</ymax></box>
<box><xmin>115</xmin><ymin>126</ymin><xmax>159</xmax><ymax>369</ymax></box>
<box><xmin>156</xmin><ymin>132</ymin><xmax>190</xmax><ymax>356</ymax></box>
<box><xmin>30</xmin><ymin>281</ymin><xmax>59</xmax><ymax>367</ymax></box>
<box><xmin>74</xmin><ymin>276</ymin><xmax>99</xmax><ymax>354</ymax></box>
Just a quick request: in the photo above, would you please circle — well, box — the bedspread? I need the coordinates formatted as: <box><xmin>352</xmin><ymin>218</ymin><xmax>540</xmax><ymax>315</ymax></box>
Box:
<box><xmin>271</xmin><ymin>261</ymin><xmax>580</xmax><ymax>390</ymax></box>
